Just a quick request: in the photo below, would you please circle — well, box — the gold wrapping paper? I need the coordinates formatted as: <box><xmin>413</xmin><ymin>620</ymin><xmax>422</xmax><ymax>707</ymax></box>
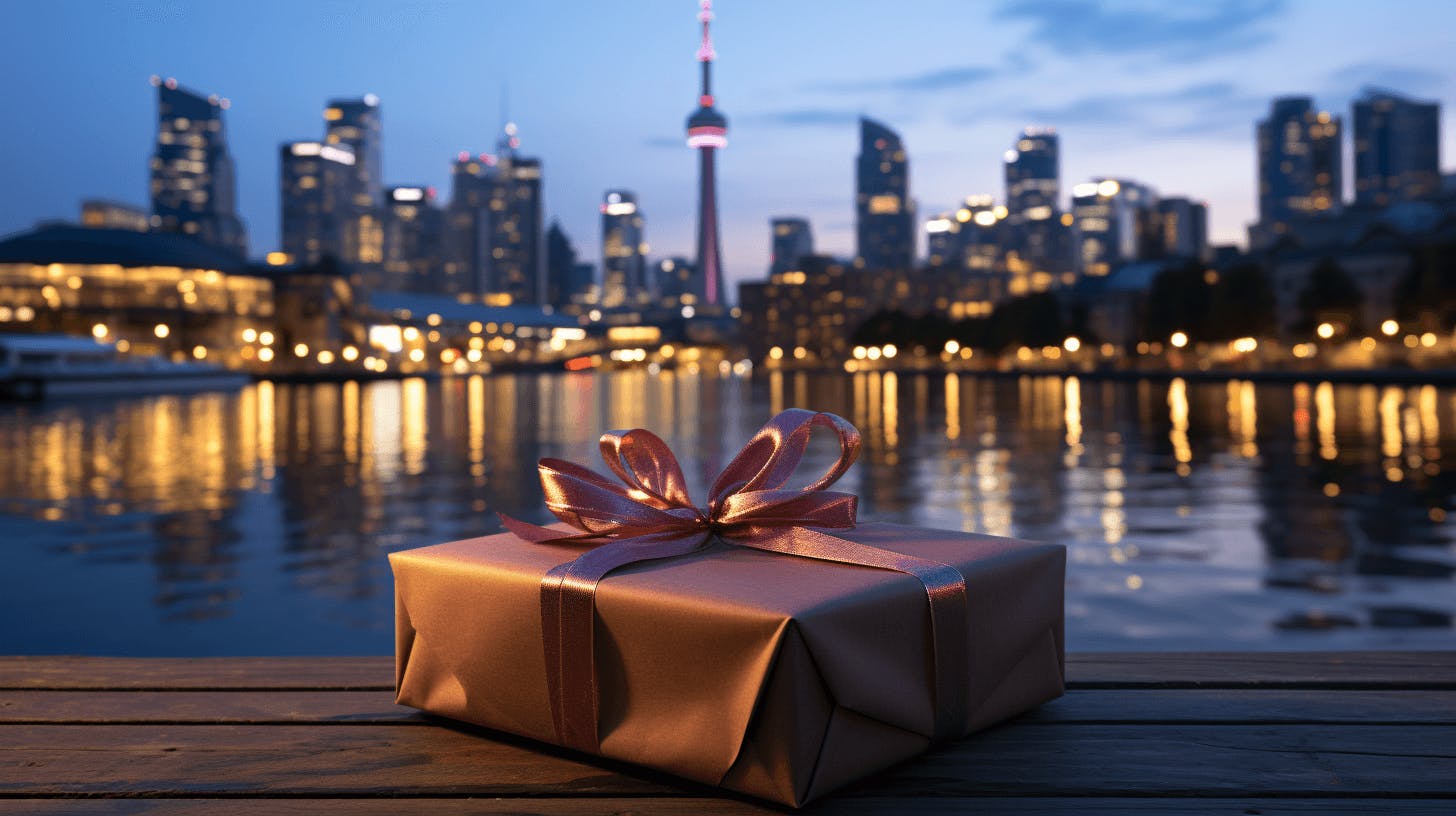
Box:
<box><xmin>391</xmin><ymin>521</ymin><xmax>1064</xmax><ymax>807</ymax></box>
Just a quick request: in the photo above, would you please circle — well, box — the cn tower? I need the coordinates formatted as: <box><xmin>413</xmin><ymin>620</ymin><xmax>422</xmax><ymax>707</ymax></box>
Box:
<box><xmin>685</xmin><ymin>0</ymin><xmax>727</xmax><ymax>307</ymax></box>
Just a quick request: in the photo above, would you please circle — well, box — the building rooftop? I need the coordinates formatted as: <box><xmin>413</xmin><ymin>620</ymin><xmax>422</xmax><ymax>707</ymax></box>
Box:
<box><xmin>0</xmin><ymin>225</ymin><xmax>246</xmax><ymax>273</ymax></box>
<box><xmin>366</xmin><ymin>291</ymin><xmax>578</xmax><ymax>329</ymax></box>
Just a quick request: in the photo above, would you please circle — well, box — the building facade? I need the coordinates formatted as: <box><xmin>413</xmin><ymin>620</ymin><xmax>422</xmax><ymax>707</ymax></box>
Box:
<box><xmin>483</xmin><ymin>138</ymin><xmax>544</xmax><ymax>305</ymax></box>
<box><xmin>279</xmin><ymin>141</ymin><xmax>356</xmax><ymax>266</ymax></box>
<box><xmin>1072</xmin><ymin>179</ymin><xmax>1157</xmax><ymax>277</ymax></box>
<box><xmin>1257</xmin><ymin>97</ymin><xmax>1342</xmax><ymax>229</ymax></box>
<box><xmin>322</xmin><ymin>97</ymin><xmax>384</xmax><ymax>287</ymax></box>
<box><xmin>769</xmin><ymin>218</ymin><xmax>813</xmax><ymax>277</ymax></box>
<box><xmin>600</xmin><ymin>190</ymin><xmax>647</xmax><ymax>308</ymax></box>
<box><xmin>382</xmin><ymin>186</ymin><xmax>445</xmax><ymax>294</ymax></box>
<box><xmin>1354</xmin><ymin>90</ymin><xmax>1442</xmax><ymax>207</ymax></box>
<box><xmin>855</xmin><ymin>117</ymin><xmax>914</xmax><ymax>271</ymax></box>
<box><xmin>148</xmin><ymin>77</ymin><xmax>247</xmax><ymax>256</ymax></box>
<box><xmin>1003</xmin><ymin>128</ymin><xmax>1062</xmax><ymax>270</ymax></box>
<box><xmin>1153</xmin><ymin>197</ymin><xmax>1209</xmax><ymax>260</ymax></box>
<box><xmin>545</xmin><ymin>220</ymin><xmax>594</xmax><ymax>309</ymax></box>
<box><xmin>81</xmin><ymin>200</ymin><xmax>149</xmax><ymax>232</ymax></box>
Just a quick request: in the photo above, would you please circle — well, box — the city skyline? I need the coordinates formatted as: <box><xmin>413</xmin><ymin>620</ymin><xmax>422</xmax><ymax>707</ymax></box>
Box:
<box><xmin>3</xmin><ymin>1</ymin><xmax>1455</xmax><ymax>294</ymax></box>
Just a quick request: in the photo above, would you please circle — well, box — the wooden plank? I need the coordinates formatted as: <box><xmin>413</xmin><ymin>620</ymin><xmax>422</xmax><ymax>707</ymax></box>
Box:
<box><xmin>0</xmin><ymin>723</ymin><xmax>688</xmax><ymax>797</ymax></box>
<box><xmin>1</xmin><ymin>723</ymin><xmax>1452</xmax><ymax>797</ymax></box>
<box><xmin>1024</xmin><ymin>689</ymin><xmax>1456</xmax><ymax>724</ymax></box>
<box><xmin>2</xmin><ymin>799</ymin><xmax>1455</xmax><ymax>815</ymax></box>
<box><xmin>1067</xmin><ymin>651</ymin><xmax>1456</xmax><ymax>689</ymax></box>
<box><xmin>4</xmin><ymin>688</ymin><xmax>1455</xmax><ymax>725</ymax></box>
<box><xmin>0</xmin><ymin>657</ymin><xmax>395</xmax><ymax>690</ymax></box>
<box><xmin>0</xmin><ymin>690</ymin><xmax>413</xmax><ymax>723</ymax></box>
<box><xmin>6</xmin><ymin>652</ymin><xmax>1455</xmax><ymax>690</ymax></box>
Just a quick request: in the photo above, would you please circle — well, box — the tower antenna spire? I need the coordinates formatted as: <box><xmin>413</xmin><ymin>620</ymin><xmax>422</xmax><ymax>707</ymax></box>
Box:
<box><xmin>698</xmin><ymin>0</ymin><xmax>715</xmax><ymax>98</ymax></box>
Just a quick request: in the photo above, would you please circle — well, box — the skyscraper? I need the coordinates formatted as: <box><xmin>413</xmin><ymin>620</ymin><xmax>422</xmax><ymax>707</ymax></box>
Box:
<box><xmin>440</xmin><ymin>127</ymin><xmax>545</xmax><ymax>305</ymax></box>
<box><xmin>323</xmin><ymin>96</ymin><xmax>384</xmax><ymax>280</ymax></box>
<box><xmin>1353</xmin><ymin>89</ymin><xmax>1441</xmax><ymax>207</ymax></box>
<box><xmin>444</xmin><ymin>152</ymin><xmax>492</xmax><ymax>297</ymax></box>
<box><xmin>545</xmin><ymin>220</ymin><xmax>594</xmax><ymax>308</ymax></box>
<box><xmin>686</xmin><ymin>0</ymin><xmax>727</xmax><ymax>308</ymax></box>
<box><xmin>769</xmin><ymin>218</ymin><xmax>813</xmax><ymax>277</ymax></box>
<box><xmin>655</xmin><ymin>257</ymin><xmax>700</xmax><ymax>311</ymax></box>
<box><xmin>1257</xmin><ymin>97</ymin><xmax>1342</xmax><ymax>227</ymax></box>
<box><xmin>279</xmin><ymin>140</ymin><xmax>356</xmax><ymax>265</ymax></box>
<box><xmin>148</xmin><ymin>76</ymin><xmax>247</xmax><ymax>256</ymax></box>
<box><xmin>382</xmin><ymin>186</ymin><xmax>445</xmax><ymax>293</ymax></box>
<box><xmin>1003</xmin><ymin>128</ymin><xmax>1061</xmax><ymax>266</ymax></box>
<box><xmin>324</xmin><ymin>96</ymin><xmax>382</xmax><ymax>207</ymax></box>
<box><xmin>600</xmin><ymin>190</ymin><xmax>646</xmax><ymax>308</ymax></box>
<box><xmin>855</xmin><ymin>117</ymin><xmax>913</xmax><ymax>271</ymax></box>
<box><xmin>1154</xmin><ymin>197</ymin><xmax>1209</xmax><ymax>261</ymax></box>
<box><xmin>484</xmin><ymin>124</ymin><xmax>545</xmax><ymax>305</ymax></box>
<box><xmin>1072</xmin><ymin>179</ymin><xmax>1156</xmax><ymax>277</ymax></box>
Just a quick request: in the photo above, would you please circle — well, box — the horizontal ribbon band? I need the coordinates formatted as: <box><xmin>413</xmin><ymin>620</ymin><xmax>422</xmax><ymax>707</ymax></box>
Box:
<box><xmin>499</xmin><ymin>408</ymin><xmax>969</xmax><ymax>757</ymax></box>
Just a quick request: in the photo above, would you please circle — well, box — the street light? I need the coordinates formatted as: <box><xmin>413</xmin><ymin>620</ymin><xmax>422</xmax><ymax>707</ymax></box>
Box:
<box><xmin>1316</xmin><ymin>322</ymin><xmax>1335</xmax><ymax>339</ymax></box>
<box><xmin>1381</xmin><ymin>319</ymin><xmax>1399</xmax><ymax>337</ymax></box>
<box><xmin>1063</xmin><ymin>336</ymin><xmax>1081</xmax><ymax>353</ymax></box>
<box><xmin>1170</xmin><ymin>331</ymin><xmax>1188</xmax><ymax>349</ymax></box>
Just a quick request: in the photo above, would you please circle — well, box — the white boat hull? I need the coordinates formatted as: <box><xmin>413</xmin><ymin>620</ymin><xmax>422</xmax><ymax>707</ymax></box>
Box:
<box><xmin>1</xmin><ymin>372</ymin><xmax>251</xmax><ymax>400</ymax></box>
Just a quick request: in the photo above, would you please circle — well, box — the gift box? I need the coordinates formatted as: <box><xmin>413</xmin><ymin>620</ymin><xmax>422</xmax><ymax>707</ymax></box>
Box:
<box><xmin>390</xmin><ymin>409</ymin><xmax>1065</xmax><ymax>807</ymax></box>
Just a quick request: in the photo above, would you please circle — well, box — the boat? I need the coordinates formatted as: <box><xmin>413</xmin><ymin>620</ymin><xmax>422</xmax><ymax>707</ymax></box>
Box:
<box><xmin>0</xmin><ymin>334</ymin><xmax>250</xmax><ymax>401</ymax></box>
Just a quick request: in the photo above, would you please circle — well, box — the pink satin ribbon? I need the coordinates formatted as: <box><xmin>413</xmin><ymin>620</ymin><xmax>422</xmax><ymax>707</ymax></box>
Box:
<box><xmin>500</xmin><ymin>408</ymin><xmax>969</xmax><ymax>753</ymax></box>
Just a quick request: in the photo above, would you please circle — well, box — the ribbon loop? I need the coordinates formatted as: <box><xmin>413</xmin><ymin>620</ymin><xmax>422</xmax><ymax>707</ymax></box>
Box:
<box><xmin>498</xmin><ymin>410</ymin><xmax>969</xmax><ymax>756</ymax></box>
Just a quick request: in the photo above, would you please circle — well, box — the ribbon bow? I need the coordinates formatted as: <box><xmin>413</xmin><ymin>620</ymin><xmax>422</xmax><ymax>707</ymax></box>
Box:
<box><xmin>501</xmin><ymin>408</ymin><xmax>969</xmax><ymax>753</ymax></box>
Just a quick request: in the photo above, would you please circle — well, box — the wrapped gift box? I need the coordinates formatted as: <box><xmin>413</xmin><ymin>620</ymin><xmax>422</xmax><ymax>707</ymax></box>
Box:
<box><xmin>390</xmin><ymin>410</ymin><xmax>1065</xmax><ymax>807</ymax></box>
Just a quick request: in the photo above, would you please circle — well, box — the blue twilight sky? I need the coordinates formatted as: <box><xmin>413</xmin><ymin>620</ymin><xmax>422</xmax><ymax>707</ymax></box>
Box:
<box><xmin>1</xmin><ymin>0</ymin><xmax>1453</xmax><ymax>292</ymax></box>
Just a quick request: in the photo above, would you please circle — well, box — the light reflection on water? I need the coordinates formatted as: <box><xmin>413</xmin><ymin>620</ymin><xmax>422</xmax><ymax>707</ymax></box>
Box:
<box><xmin>0</xmin><ymin>370</ymin><xmax>1452</xmax><ymax>654</ymax></box>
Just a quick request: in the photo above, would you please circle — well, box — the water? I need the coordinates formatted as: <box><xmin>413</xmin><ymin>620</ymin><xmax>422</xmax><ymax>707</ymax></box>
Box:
<box><xmin>1</xmin><ymin>369</ymin><xmax>1453</xmax><ymax>655</ymax></box>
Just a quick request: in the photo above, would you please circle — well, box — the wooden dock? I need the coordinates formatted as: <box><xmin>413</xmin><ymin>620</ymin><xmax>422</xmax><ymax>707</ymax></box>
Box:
<box><xmin>2</xmin><ymin>652</ymin><xmax>1453</xmax><ymax>813</ymax></box>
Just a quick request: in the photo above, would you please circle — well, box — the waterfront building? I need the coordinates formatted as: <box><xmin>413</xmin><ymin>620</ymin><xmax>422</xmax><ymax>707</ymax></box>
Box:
<box><xmin>382</xmin><ymin>186</ymin><xmax>445</xmax><ymax>294</ymax></box>
<box><xmin>1354</xmin><ymin>89</ymin><xmax>1442</xmax><ymax>207</ymax></box>
<box><xmin>855</xmin><ymin>117</ymin><xmax>914</xmax><ymax>271</ymax></box>
<box><xmin>483</xmin><ymin>125</ymin><xmax>544</xmax><ymax>305</ymax></box>
<box><xmin>769</xmin><ymin>218</ymin><xmax>813</xmax><ymax>277</ymax></box>
<box><xmin>1003</xmin><ymin>128</ymin><xmax>1063</xmax><ymax>271</ymax></box>
<box><xmin>80</xmin><ymin>200</ymin><xmax>149</xmax><ymax>232</ymax></box>
<box><xmin>1072</xmin><ymin>178</ymin><xmax>1157</xmax><ymax>277</ymax></box>
<box><xmin>686</xmin><ymin>0</ymin><xmax>728</xmax><ymax>307</ymax></box>
<box><xmin>279</xmin><ymin>140</ymin><xmax>356</xmax><ymax>266</ymax></box>
<box><xmin>440</xmin><ymin>128</ymin><xmax>544</xmax><ymax>305</ymax></box>
<box><xmin>0</xmin><ymin>224</ymin><xmax>271</xmax><ymax>366</ymax></box>
<box><xmin>324</xmin><ymin>96</ymin><xmax>383</xmax><ymax>208</ymax></box>
<box><xmin>1153</xmin><ymin>197</ymin><xmax>1209</xmax><ymax>260</ymax></box>
<box><xmin>444</xmin><ymin>153</ymin><xmax>492</xmax><ymax>297</ymax></box>
<box><xmin>600</xmin><ymin>190</ymin><xmax>647</xmax><ymax>308</ymax></box>
<box><xmin>322</xmin><ymin>97</ymin><xmax>384</xmax><ymax>289</ymax></box>
<box><xmin>1256</xmin><ymin>97</ymin><xmax>1342</xmax><ymax>232</ymax></box>
<box><xmin>545</xmin><ymin>220</ymin><xmax>594</xmax><ymax>308</ymax></box>
<box><xmin>655</xmin><ymin>256</ymin><xmax>700</xmax><ymax>311</ymax></box>
<box><xmin>924</xmin><ymin>196</ymin><xmax>1009</xmax><ymax>306</ymax></box>
<box><xmin>148</xmin><ymin>77</ymin><xmax>247</xmax><ymax>256</ymax></box>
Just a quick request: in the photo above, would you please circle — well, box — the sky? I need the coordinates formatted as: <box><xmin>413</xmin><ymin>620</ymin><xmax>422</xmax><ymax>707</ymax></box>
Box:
<box><xmin>1</xmin><ymin>0</ymin><xmax>1454</xmax><ymax>294</ymax></box>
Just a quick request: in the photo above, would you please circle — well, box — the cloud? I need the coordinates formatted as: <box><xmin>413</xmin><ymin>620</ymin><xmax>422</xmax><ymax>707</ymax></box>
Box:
<box><xmin>1021</xmin><ymin>81</ymin><xmax>1239</xmax><ymax>123</ymax></box>
<box><xmin>991</xmin><ymin>81</ymin><xmax>1264</xmax><ymax>140</ymax></box>
<box><xmin>643</xmin><ymin>136</ymin><xmax>683</xmax><ymax>150</ymax></box>
<box><xmin>738</xmin><ymin>108</ymin><xmax>865</xmax><ymax>128</ymax></box>
<box><xmin>814</xmin><ymin>64</ymin><xmax>998</xmax><ymax>94</ymax></box>
<box><xmin>995</xmin><ymin>0</ymin><xmax>1286</xmax><ymax>63</ymax></box>
<box><xmin>1327</xmin><ymin>62</ymin><xmax>1449</xmax><ymax>96</ymax></box>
